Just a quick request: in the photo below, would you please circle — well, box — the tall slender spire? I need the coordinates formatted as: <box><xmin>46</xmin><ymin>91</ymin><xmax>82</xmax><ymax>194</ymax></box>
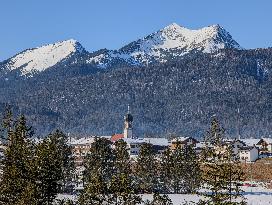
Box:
<box><xmin>124</xmin><ymin>105</ymin><xmax>133</xmax><ymax>138</ymax></box>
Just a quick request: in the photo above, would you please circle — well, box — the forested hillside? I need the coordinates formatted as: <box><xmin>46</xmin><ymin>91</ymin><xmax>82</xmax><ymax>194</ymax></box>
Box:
<box><xmin>1</xmin><ymin>48</ymin><xmax>272</xmax><ymax>138</ymax></box>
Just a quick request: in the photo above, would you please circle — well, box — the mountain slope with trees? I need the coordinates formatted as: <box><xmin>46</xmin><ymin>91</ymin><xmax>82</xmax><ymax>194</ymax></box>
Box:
<box><xmin>0</xmin><ymin>48</ymin><xmax>272</xmax><ymax>138</ymax></box>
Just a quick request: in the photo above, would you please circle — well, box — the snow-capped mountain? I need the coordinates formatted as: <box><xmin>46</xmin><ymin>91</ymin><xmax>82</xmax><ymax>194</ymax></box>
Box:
<box><xmin>1</xmin><ymin>39</ymin><xmax>86</xmax><ymax>76</ymax></box>
<box><xmin>87</xmin><ymin>23</ymin><xmax>242</xmax><ymax>67</ymax></box>
<box><xmin>0</xmin><ymin>23</ymin><xmax>242</xmax><ymax>77</ymax></box>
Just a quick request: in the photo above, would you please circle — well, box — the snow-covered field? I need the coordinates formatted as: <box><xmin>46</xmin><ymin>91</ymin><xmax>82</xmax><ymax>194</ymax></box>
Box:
<box><xmin>58</xmin><ymin>186</ymin><xmax>272</xmax><ymax>205</ymax></box>
<box><xmin>242</xmin><ymin>186</ymin><xmax>272</xmax><ymax>205</ymax></box>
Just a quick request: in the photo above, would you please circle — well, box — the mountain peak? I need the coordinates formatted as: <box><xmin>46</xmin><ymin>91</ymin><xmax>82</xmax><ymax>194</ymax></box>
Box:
<box><xmin>162</xmin><ymin>22</ymin><xmax>183</xmax><ymax>30</ymax></box>
<box><xmin>201</xmin><ymin>24</ymin><xmax>242</xmax><ymax>51</ymax></box>
<box><xmin>4</xmin><ymin>39</ymin><xmax>86</xmax><ymax>76</ymax></box>
<box><xmin>209</xmin><ymin>24</ymin><xmax>221</xmax><ymax>29</ymax></box>
<box><xmin>205</xmin><ymin>24</ymin><xmax>229</xmax><ymax>35</ymax></box>
<box><xmin>48</xmin><ymin>39</ymin><xmax>86</xmax><ymax>54</ymax></box>
<box><xmin>87</xmin><ymin>23</ymin><xmax>242</xmax><ymax>68</ymax></box>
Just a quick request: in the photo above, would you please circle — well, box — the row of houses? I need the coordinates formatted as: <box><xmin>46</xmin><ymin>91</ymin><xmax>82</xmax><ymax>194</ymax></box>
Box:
<box><xmin>70</xmin><ymin>107</ymin><xmax>272</xmax><ymax>165</ymax></box>
<box><xmin>223</xmin><ymin>138</ymin><xmax>272</xmax><ymax>162</ymax></box>
<box><xmin>70</xmin><ymin>134</ymin><xmax>272</xmax><ymax>186</ymax></box>
<box><xmin>70</xmin><ymin>135</ymin><xmax>272</xmax><ymax>164</ymax></box>
<box><xmin>70</xmin><ymin>135</ymin><xmax>199</xmax><ymax>184</ymax></box>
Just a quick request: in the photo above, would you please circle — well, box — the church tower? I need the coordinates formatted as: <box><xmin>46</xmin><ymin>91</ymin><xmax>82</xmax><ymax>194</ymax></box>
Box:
<box><xmin>124</xmin><ymin>105</ymin><xmax>133</xmax><ymax>138</ymax></box>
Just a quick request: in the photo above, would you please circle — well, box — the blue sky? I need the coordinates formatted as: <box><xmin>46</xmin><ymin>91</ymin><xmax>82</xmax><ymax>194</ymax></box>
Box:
<box><xmin>0</xmin><ymin>0</ymin><xmax>272</xmax><ymax>61</ymax></box>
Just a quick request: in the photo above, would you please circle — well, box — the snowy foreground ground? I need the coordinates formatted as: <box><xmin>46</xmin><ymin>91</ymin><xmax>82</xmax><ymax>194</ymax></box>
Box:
<box><xmin>58</xmin><ymin>186</ymin><xmax>272</xmax><ymax>205</ymax></box>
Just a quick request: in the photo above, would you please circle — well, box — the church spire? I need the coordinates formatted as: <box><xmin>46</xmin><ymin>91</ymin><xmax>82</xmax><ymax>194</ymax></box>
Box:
<box><xmin>124</xmin><ymin>105</ymin><xmax>133</xmax><ymax>138</ymax></box>
<box><xmin>127</xmin><ymin>104</ymin><xmax>130</xmax><ymax>114</ymax></box>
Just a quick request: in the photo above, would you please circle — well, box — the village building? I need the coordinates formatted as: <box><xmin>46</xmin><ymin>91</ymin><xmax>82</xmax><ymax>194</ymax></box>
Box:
<box><xmin>110</xmin><ymin>106</ymin><xmax>134</xmax><ymax>143</ymax></box>
<box><xmin>207</xmin><ymin>138</ymin><xmax>260</xmax><ymax>162</ymax></box>
<box><xmin>122</xmin><ymin>137</ymin><xmax>169</xmax><ymax>156</ymax></box>
<box><xmin>239</xmin><ymin>146</ymin><xmax>259</xmax><ymax>162</ymax></box>
<box><xmin>170</xmin><ymin>137</ymin><xmax>199</xmax><ymax>150</ymax></box>
<box><xmin>241</xmin><ymin>138</ymin><xmax>261</xmax><ymax>148</ymax></box>
<box><xmin>70</xmin><ymin>136</ymin><xmax>111</xmax><ymax>184</ymax></box>
<box><xmin>215</xmin><ymin>139</ymin><xmax>246</xmax><ymax>158</ymax></box>
<box><xmin>240</xmin><ymin>137</ymin><xmax>272</xmax><ymax>159</ymax></box>
<box><xmin>111</xmin><ymin>133</ymin><xmax>124</xmax><ymax>143</ymax></box>
<box><xmin>70</xmin><ymin>137</ymin><xmax>96</xmax><ymax>166</ymax></box>
<box><xmin>194</xmin><ymin>142</ymin><xmax>206</xmax><ymax>154</ymax></box>
<box><xmin>229</xmin><ymin>139</ymin><xmax>246</xmax><ymax>155</ymax></box>
<box><xmin>111</xmin><ymin>106</ymin><xmax>170</xmax><ymax>155</ymax></box>
<box><xmin>256</xmin><ymin>138</ymin><xmax>272</xmax><ymax>154</ymax></box>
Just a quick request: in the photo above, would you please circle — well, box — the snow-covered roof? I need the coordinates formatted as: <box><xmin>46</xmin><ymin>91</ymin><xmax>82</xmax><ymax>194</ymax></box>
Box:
<box><xmin>143</xmin><ymin>138</ymin><xmax>169</xmax><ymax>146</ymax></box>
<box><xmin>70</xmin><ymin>136</ymin><xmax>112</xmax><ymax>145</ymax></box>
<box><xmin>111</xmin><ymin>134</ymin><xmax>124</xmax><ymax>142</ymax></box>
<box><xmin>171</xmin><ymin>137</ymin><xmax>189</xmax><ymax>142</ymax></box>
<box><xmin>261</xmin><ymin>138</ymin><xmax>272</xmax><ymax>144</ymax></box>
<box><xmin>171</xmin><ymin>137</ymin><xmax>199</xmax><ymax>143</ymax></box>
<box><xmin>123</xmin><ymin>137</ymin><xmax>169</xmax><ymax>146</ymax></box>
<box><xmin>240</xmin><ymin>146</ymin><xmax>258</xmax><ymax>151</ymax></box>
<box><xmin>221</xmin><ymin>139</ymin><xmax>246</xmax><ymax>146</ymax></box>
<box><xmin>241</xmin><ymin>138</ymin><xmax>261</xmax><ymax>147</ymax></box>
<box><xmin>100</xmin><ymin>136</ymin><xmax>112</xmax><ymax>140</ymax></box>
<box><xmin>122</xmin><ymin>138</ymin><xmax>142</xmax><ymax>144</ymax></box>
<box><xmin>70</xmin><ymin>137</ymin><xmax>95</xmax><ymax>145</ymax></box>
<box><xmin>195</xmin><ymin>142</ymin><xmax>205</xmax><ymax>148</ymax></box>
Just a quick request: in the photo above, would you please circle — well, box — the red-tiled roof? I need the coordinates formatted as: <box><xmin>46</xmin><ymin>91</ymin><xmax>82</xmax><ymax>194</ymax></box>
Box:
<box><xmin>111</xmin><ymin>134</ymin><xmax>124</xmax><ymax>142</ymax></box>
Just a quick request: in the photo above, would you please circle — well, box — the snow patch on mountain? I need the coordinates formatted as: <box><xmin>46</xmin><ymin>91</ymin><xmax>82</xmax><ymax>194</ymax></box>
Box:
<box><xmin>5</xmin><ymin>39</ymin><xmax>85</xmax><ymax>76</ymax></box>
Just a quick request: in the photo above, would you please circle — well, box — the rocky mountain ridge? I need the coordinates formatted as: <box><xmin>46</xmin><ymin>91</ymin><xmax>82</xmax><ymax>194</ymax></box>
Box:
<box><xmin>0</xmin><ymin>23</ymin><xmax>241</xmax><ymax>77</ymax></box>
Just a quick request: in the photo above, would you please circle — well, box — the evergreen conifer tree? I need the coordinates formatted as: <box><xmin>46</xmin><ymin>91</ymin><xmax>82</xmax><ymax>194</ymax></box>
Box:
<box><xmin>170</xmin><ymin>140</ymin><xmax>185</xmax><ymax>194</ymax></box>
<box><xmin>79</xmin><ymin>137</ymin><xmax>115</xmax><ymax>205</ymax></box>
<box><xmin>78</xmin><ymin>173</ymin><xmax>110</xmax><ymax>205</ymax></box>
<box><xmin>135</xmin><ymin>143</ymin><xmax>158</xmax><ymax>193</ymax></box>
<box><xmin>200</xmin><ymin>118</ymin><xmax>246</xmax><ymax>205</ymax></box>
<box><xmin>182</xmin><ymin>145</ymin><xmax>201</xmax><ymax>194</ymax></box>
<box><xmin>35</xmin><ymin>132</ymin><xmax>65</xmax><ymax>204</ymax></box>
<box><xmin>0</xmin><ymin>114</ymin><xmax>36</xmax><ymax>205</ymax></box>
<box><xmin>0</xmin><ymin>109</ymin><xmax>75</xmax><ymax>205</ymax></box>
<box><xmin>204</xmin><ymin>118</ymin><xmax>224</xmax><ymax>146</ymax></box>
<box><xmin>52</xmin><ymin>130</ymin><xmax>75</xmax><ymax>193</ymax></box>
<box><xmin>159</xmin><ymin>148</ymin><xmax>173</xmax><ymax>193</ymax></box>
<box><xmin>110</xmin><ymin>139</ymin><xmax>142</xmax><ymax>205</ymax></box>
